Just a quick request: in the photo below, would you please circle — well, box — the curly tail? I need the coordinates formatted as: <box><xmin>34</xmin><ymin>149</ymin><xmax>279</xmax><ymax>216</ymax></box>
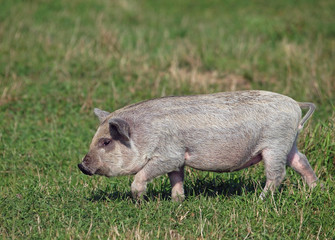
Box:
<box><xmin>298</xmin><ymin>102</ymin><xmax>316</xmax><ymax>129</ymax></box>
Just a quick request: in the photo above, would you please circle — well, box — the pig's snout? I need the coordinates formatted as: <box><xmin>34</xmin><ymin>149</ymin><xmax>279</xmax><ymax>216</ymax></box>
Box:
<box><xmin>78</xmin><ymin>163</ymin><xmax>93</xmax><ymax>176</ymax></box>
<box><xmin>78</xmin><ymin>154</ymin><xmax>96</xmax><ymax>176</ymax></box>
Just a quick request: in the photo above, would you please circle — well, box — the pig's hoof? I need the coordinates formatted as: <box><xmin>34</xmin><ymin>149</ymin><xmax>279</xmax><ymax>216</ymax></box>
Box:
<box><xmin>309</xmin><ymin>180</ymin><xmax>324</xmax><ymax>190</ymax></box>
<box><xmin>172</xmin><ymin>194</ymin><xmax>185</xmax><ymax>202</ymax></box>
<box><xmin>132</xmin><ymin>192</ymin><xmax>148</xmax><ymax>203</ymax></box>
<box><xmin>320</xmin><ymin>182</ymin><xmax>325</xmax><ymax>190</ymax></box>
<box><xmin>258</xmin><ymin>192</ymin><xmax>267</xmax><ymax>201</ymax></box>
<box><xmin>315</xmin><ymin>181</ymin><xmax>325</xmax><ymax>191</ymax></box>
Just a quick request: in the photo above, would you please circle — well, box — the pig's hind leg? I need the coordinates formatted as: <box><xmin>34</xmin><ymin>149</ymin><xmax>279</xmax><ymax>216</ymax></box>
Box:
<box><xmin>259</xmin><ymin>148</ymin><xmax>287</xmax><ymax>200</ymax></box>
<box><xmin>287</xmin><ymin>143</ymin><xmax>318</xmax><ymax>188</ymax></box>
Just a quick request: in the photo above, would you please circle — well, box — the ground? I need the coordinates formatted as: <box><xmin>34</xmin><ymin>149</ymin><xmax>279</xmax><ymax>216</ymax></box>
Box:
<box><xmin>0</xmin><ymin>0</ymin><xmax>334</xmax><ymax>239</ymax></box>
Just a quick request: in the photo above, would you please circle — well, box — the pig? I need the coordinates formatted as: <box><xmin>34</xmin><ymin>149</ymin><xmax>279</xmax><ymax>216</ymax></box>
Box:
<box><xmin>78</xmin><ymin>90</ymin><xmax>319</xmax><ymax>201</ymax></box>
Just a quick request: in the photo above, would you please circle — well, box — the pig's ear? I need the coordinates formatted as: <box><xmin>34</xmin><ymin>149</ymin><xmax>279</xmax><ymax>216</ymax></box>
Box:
<box><xmin>94</xmin><ymin>108</ymin><xmax>110</xmax><ymax>123</ymax></box>
<box><xmin>109</xmin><ymin>118</ymin><xmax>131</xmax><ymax>142</ymax></box>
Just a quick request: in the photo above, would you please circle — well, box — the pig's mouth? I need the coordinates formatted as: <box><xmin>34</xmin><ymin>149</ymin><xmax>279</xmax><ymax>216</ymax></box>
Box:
<box><xmin>78</xmin><ymin>163</ymin><xmax>94</xmax><ymax>176</ymax></box>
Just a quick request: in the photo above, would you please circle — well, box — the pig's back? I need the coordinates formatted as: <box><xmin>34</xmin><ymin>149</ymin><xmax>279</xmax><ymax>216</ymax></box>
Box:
<box><xmin>115</xmin><ymin>90</ymin><xmax>301</xmax><ymax>124</ymax></box>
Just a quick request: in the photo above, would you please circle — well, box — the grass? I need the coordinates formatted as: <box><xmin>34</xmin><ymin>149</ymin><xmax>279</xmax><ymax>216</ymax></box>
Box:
<box><xmin>1</xmin><ymin>0</ymin><xmax>335</xmax><ymax>239</ymax></box>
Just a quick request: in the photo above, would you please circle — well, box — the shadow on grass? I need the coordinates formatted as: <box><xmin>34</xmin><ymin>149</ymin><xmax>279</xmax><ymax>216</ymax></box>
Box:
<box><xmin>88</xmin><ymin>176</ymin><xmax>265</xmax><ymax>202</ymax></box>
<box><xmin>184</xmin><ymin>177</ymin><xmax>263</xmax><ymax>198</ymax></box>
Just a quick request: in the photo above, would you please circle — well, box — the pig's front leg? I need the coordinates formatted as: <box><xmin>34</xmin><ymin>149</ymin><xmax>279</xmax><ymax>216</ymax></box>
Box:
<box><xmin>131</xmin><ymin>170</ymin><xmax>148</xmax><ymax>200</ymax></box>
<box><xmin>131</xmin><ymin>157</ymin><xmax>185</xmax><ymax>201</ymax></box>
<box><xmin>168</xmin><ymin>166</ymin><xmax>185</xmax><ymax>202</ymax></box>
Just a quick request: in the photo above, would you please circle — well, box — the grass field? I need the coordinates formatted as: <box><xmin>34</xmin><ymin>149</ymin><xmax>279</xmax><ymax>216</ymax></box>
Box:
<box><xmin>1</xmin><ymin>0</ymin><xmax>335</xmax><ymax>239</ymax></box>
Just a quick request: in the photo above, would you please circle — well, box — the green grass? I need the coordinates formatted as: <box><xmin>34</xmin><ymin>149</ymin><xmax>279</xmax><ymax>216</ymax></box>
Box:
<box><xmin>1</xmin><ymin>0</ymin><xmax>335</xmax><ymax>239</ymax></box>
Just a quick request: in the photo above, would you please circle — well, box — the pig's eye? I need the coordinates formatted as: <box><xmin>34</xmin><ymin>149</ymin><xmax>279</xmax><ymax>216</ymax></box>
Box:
<box><xmin>103</xmin><ymin>139</ymin><xmax>111</xmax><ymax>146</ymax></box>
<box><xmin>99</xmin><ymin>138</ymin><xmax>112</xmax><ymax>147</ymax></box>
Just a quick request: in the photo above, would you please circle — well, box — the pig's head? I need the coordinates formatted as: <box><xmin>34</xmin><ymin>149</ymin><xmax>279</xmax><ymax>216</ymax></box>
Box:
<box><xmin>78</xmin><ymin>108</ymin><xmax>141</xmax><ymax>177</ymax></box>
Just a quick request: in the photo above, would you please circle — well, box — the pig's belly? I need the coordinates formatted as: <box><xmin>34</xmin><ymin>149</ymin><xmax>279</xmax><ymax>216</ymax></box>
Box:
<box><xmin>184</xmin><ymin>151</ymin><xmax>263</xmax><ymax>172</ymax></box>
